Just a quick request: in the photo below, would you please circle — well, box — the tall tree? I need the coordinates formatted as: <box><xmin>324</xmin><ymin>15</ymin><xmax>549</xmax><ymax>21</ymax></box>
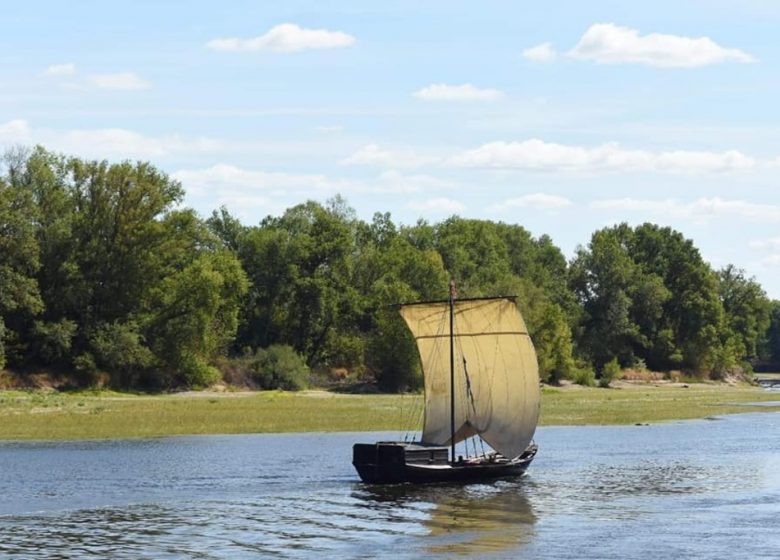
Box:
<box><xmin>718</xmin><ymin>265</ymin><xmax>770</xmax><ymax>364</ymax></box>
<box><xmin>0</xmin><ymin>164</ymin><xmax>43</xmax><ymax>367</ymax></box>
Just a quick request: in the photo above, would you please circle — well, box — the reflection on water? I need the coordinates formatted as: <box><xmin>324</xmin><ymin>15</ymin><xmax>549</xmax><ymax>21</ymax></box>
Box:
<box><xmin>1</xmin><ymin>412</ymin><xmax>780</xmax><ymax>559</ymax></box>
<box><xmin>356</xmin><ymin>481</ymin><xmax>536</xmax><ymax>556</ymax></box>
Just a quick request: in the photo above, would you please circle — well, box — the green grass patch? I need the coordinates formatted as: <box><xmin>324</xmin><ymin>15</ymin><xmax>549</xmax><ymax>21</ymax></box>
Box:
<box><xmin>0</xmin><ymin>384</ymin><xmax>778</xmax><ymax>440</ymax></box>
<box><xmin>540</xmin><ymin>383</ymin><xmax>780</xmax><ymax>425</ymax></box>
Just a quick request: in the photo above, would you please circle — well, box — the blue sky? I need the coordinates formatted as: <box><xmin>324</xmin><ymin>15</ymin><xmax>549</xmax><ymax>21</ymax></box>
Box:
<box><xmin>3</xmin><ymin>1</ymin><xmax>780</xmax><ymax>296</ymax></box>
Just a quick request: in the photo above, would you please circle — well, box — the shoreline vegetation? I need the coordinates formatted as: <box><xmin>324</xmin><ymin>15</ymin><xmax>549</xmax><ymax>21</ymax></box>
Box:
<box><xmin>1</xmin><ymin>381</ymin><xmax>779</xmax><ymax>441</ymax></box>
<box><xmin>4</xmin><ymin>148</ymin><xmax>780</xmax><ymax>396</ymax></box>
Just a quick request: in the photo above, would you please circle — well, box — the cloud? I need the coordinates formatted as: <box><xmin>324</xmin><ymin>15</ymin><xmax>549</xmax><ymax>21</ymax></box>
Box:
<box><xmin>44</xmin><ymin>63</ymin><xmax>76</xmax><ymax>76</ymax></box>
<box><xmin>87</xmin><ymin>72</ymin><xmax>151</xmax><ymax>90</ymax></box>
<box><xmin>172</xmin><ymin>164</ymin><xmax>449</xmax><ymax>199</ymax></box>
<box><xmin>568</xmin><ymin>23</ymin><xmax>755</xmax><ymax>67</ymax></box>
<box><xmin>591</xmin><ymin>197</ymin><xmax>780</xmax><ymax>222</ymax></box>
<box><xmin>448</xmin><ymin>139</ymin><xmax>755</xmax><ymax>174</ymax></box>
<box><xmin>172</xmin><ymin>163</ymin><xmax>349</xmax><ymax>196</ymax></box>
<box><xmin>374</xmin><ymin>169</ymin><xmax>453</xmax><ymax>193</ymax></box>
<box><xmin>407</xmin><ymin>197</ymin><xmax>465</xmax><ymax>214</ymax></box>
<box><xmin>0</xmin><ymin>120</ymin><xmax>222</xmax><ymax>160</ymax></box>
<box><xmin>522</xmin><ymin>43</ymin><xmax>557</xmax><ymax>62</ymax></box>
<box><xmin>206</xmin><ymin>23</ymin><xmax>356</xmax><ymax>53</ymax></box>
<box><xmin>489</xmin><ymin>193</ymin><xmax>573</xmax><ymax>213</ymax></box>
<box><xmin>0</xmin><ymin>119</ymin><xmax>32</xmax><ymax>143</ymax></box>
<box><xmin>60</xmin><ymin>128</ymin><xmax>222</xmax><ymax>159</ymax></box>
<box><xmin>767</xmin><ymin>156</ymin><xmax>780</xmax><ymax>168</ymax></box>
<box><xmin>341</xmin><ymin>143</ymin><xmax>436</xmax><ymax>168</ymax></box>
<box><xmin>413</xmin><ymin>83</ymin><xmax>503</xmax><ymax>102</ymax></box>
<box><xmin>749</xmin><ymin>237</ymin><xmax>780</xmax><ymax>250</ymax></box>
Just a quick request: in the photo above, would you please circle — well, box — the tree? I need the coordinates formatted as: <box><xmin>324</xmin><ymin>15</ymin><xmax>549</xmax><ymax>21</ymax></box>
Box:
<box><xmin>571</xmin><ymin>223</ymin><xmax>731</xmax><ymax>377</ymax></box>
<box><xmin>0</xmin><ymin>155</ymin><xmax>44</xmax><ymax>366</ymax></box>
<box><xmin>718</xmin><ymin>265</ymin><xmax>770</xmax><ymax>365</ymax></box>
<box><xmin>236</xmin><ymin>200</ymin><xmax>363</xmax><ymax>369</ymax></box>
<box><xmin>143</xmin><ymin>251</ymin><xmax>248</xmax><ymax>386</ymax></box>
<box><xmin>761</xmin><ymin>301</ymin><xmax>780</xmax><ymax>368</ymax></box>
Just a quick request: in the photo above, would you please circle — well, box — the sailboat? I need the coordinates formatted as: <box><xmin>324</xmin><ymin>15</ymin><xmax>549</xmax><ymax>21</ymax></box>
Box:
<box><xmin>353</xmin><ymin>283</ymin><xmax>540</xmax><ymax>484</ymax></box>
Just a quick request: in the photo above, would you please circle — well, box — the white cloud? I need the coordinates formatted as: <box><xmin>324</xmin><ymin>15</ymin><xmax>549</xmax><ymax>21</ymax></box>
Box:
<box><xmin>87</xmin><ymin>72</ymin><xmax>151</xmax><ymax>90</ymax></box>
<box><xmin>489</xmin><ymin>193</ymin><xmax>573</xmax><ymax>213</ymax></box>
<box><xmin>374</xmin><ymin>169</ymin><xmax>453</xmax><ymax>193</ymax></box>
<box><xmin>591</xmin><ymin>197</ymin><xmax>780</xmax><ymax>223</ymax></box>
<box><xmin>522</xmin><ymin>43</ymin><xmax>557</xmax><ymax>62</ymax></box>
<box><xmin>413</xmin><ymin>83</ymin><xmax>504</xmax><ymax>102</ymax></box>
<box><xmin>0</xmin><ymin>120</ymin><xmax>229</xmax><ymax>160</ymax></box>
<box><xmin>60</xmin><ymin>128</ymin><xmax>222</xmax><ymax>159</ymax></box>
<box><xmin>568</xmin><ymin>23</ymin><xmax>755</xmax><ymax>67</ymax></box>
<box><xmin>173</xmin><ymin>164</ymin><xmax>349</xmax><ymax>196</ymax></box>
<box><xmin>341</xmin><ymin>143</ymin><xmax>436</xmax><ymax>168</ymax></box>
<box><xmin>749</xmin><ymin>237</ymin><xmax>780</xmax><ymax>250</ymax></box>
<box><xmin>0</xmin><ymin>119</ymin><xmax>32</xmax><ymax>143</ymax></box>
<box><xmin>448</xmin><ymin>139</ymin><xmax>755</xmax><ymax>174</ymax></box>
<box><xmin>44</xmin><ymin>63</ymin><xmax>76</xmax><ymax>76</ymax></box>
<box><xmin>172</xmin><ymin>164</ymin><xmax>449</xmax><ymax>199</ymax></box>
<box><xmin>407</xmin><ymin>197</ymin><xmax>465</xmax><ymax>214</ymax></box>
<box><xmin>206</xmin><ymin>23</ymin><xmax>356</xmax><ymax>53</ymax></box>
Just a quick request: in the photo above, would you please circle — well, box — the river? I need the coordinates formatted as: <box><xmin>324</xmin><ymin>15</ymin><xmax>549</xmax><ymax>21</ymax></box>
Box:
<box><xmin>1</xmin><ymin>411</ymin><xmax>779</xmax><ymax>559</ymax></box>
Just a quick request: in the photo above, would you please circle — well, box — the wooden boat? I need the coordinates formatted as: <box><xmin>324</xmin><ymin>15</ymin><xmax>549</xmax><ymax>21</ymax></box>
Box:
<box><xmin>353</xmin><ymin>284</ymin><xmax>540</xmax><ymax>484</ymax></box>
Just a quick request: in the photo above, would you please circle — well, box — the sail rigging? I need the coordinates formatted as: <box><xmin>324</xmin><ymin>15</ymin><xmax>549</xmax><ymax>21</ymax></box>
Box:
<box><xmin>399</xmin><ymin>297</ymin><xmax>540</xmax><ymax>460</ymax></box>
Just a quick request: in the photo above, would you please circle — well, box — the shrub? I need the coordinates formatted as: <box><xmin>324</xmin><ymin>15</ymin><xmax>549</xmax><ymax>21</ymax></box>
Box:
<box><xmin>32</xmin><ymin>320</ymin><xmax>77</xmax><ymax>365</ymax></box>
<box><xmin>246</xmin><ymin>345</ymin><xmax>309</xmax><ymax>391</ymax></box>
<box><xmin>179</xmin><ymin>352</ymin><xmax>221</xmax><ymax>388</ymax></box>
<box><xmin>571</xmin><ymin>366</ymin><xmax>596</xmax><ymax>387</ymax></box>
<box><xmin>90</xmin><ymin>322</ymin><xmax>155</xmax><ymax>386</ymax></box>
<box><xmin>0</xmin><ymin>317</ymin><xmax>5</xmax><ymax>370</ymax></box>
<box><xmin>599</xmin><ymin>357</ymin><xmax>622</xmax><ymax>388</ymax></box>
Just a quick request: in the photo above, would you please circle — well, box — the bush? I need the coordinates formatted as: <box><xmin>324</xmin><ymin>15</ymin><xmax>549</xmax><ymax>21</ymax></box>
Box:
<box><xmin>179</xmin><ymin>353</ymin><xmax>221</xmax><ymax>388</ymax></box>
<box><xmin>32</xmin><ymin>320</ymin><xmax>77</xmax><ymax>365</ymax></box>
<box><xmin>599</xmin><ymin>357</ymin><xmax>622</xmax><ymax>388</ymax></box>
<box><xmin>0</xmin><ymin>317</ymin><xmax>5</xmax><ymax>370</ymax></box>
<box><xmin>571</xmin><ymin>366</ymin><xmax>596</xmax><ymax>387</ymax></box>
<box><xmin>90</xmin><ymin>322</ymin><xmax>155</xmax><ymax>386</ymax></box>
<box><xmin>245</xmin><ymin>345</ymin><xmax>309</xmax><ymax>390</ymax></box>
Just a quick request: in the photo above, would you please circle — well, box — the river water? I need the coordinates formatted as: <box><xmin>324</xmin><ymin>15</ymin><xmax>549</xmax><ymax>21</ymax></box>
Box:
<box><xmin>1</xmin><ymin>412</ymin><xmax>780</xmax><ymax>559</ymax></box>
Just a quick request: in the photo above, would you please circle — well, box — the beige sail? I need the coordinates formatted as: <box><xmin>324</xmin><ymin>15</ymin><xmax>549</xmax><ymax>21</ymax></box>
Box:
<box><xmin>399</xmin><ymin>297</ymin><xmax>540</xmax><ymax>460</ymax></box>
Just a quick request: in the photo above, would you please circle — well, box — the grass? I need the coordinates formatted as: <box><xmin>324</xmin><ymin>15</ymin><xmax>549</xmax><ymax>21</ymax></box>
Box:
<box><xmin>539</xmin><ymin>383</ymin><xmax>780</xmax><ymax>425</ymax></box>
<box><xmin>0</xmin><ymin>383</ymin><xmax>779</xmax><ymax>441</ymax></box>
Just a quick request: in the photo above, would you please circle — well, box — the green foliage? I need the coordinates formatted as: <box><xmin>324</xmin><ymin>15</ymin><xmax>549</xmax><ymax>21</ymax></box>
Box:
<box><xmin>599</xmin><ymin>358</ymin><xmax>622</xmax><ymax>388</ymax></box>
<box><xmin>0</xmin><ymin>317</ymin><xmax>5</xmax><ymax>369</ymax></box>
<box><xmin>571</xmin><ymin>223</ymin><xmax>727</xmax><ymax>377</ymax></box>
<box><xmin>3</xmin><ymin>146</ymin><xmax>777</xmax><ymax>393</ymax></box>
<box><xmin>31</xmin><ymin>320</ymin><xmax>77</xmax><ymax>365</ymax></box>
<box><xmin>718</xmin><ymin>265</ymin><xmax>770</xmax><ymax>363</ymax></box>
<box><xmin>145</xmin><ymin>250</ymin><xmax>249</xmax><ymax>385</ymax></box>
<box><xmin>0</xmin><ymin>163</ymin><xmax>44</xmax><ymax>367</ymax></box>
<box><xmin>90</xmin><ymin>322</ymin><xmax>155</xmax><ymax>385</ymax></box>
<box><xmin>762</xmin><ymin>301</ymin><xmax>780</xmax><ymax>368</ymax></box>
<box><xmin>178</xmin><ymin>353</ymin><xmax>222</xmax><ymax>388</ymax></box>
<box><xmin>243</xmin><ymin>345</ymin><xmax>310</xmax><ymax>390</ymax></box>
<box><xmin>571</xmin><ymin>366</ymin><xmax>596</xmax><ymax>387</ymax></box>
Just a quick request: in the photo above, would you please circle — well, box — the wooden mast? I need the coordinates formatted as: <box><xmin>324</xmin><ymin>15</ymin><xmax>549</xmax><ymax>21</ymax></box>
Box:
<box><xmin>449</xmin><ymin>279</ymin><xmax>456</xmax><ymax>463</ymax></box>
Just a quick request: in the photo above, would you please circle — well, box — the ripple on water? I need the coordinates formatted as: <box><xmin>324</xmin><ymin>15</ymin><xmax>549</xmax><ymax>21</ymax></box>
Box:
<box><xmin>1</xmin><ymin>417</ymin><xmax>780</xmax><ymax>559</ymax></box>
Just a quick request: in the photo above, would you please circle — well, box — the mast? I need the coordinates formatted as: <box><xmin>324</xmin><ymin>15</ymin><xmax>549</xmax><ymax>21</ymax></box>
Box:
<box><xmin>449</xmin><ymin>279</ymin><xmax>456</xmax><ymax>463</ymax></box>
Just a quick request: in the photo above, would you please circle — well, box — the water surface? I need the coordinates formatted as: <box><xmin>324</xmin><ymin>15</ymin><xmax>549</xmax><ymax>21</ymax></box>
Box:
<box><xmin>2</xmin><ymin>412</ymin><xmax>780</xmax><ymax>558</ymax></box>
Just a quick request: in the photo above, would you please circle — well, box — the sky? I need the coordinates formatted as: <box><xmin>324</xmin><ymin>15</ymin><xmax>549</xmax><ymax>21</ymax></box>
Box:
<box><xmin>3</xmin><ymin>1</ymin><xmax>780</xmax><ymax>295</ymax></box>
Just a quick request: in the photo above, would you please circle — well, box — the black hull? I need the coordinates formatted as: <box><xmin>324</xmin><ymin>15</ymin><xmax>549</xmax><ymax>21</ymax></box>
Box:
<box><xmin>353</xmin><ymin>442</ymin><xmax>537</xmax><ymax>484</ymax></box>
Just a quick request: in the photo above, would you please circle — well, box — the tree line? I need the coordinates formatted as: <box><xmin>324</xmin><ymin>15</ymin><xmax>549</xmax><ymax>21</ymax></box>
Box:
<box><xmin>2</xmin><ymin>147</ymin><xmax>779</xmax><ymax>391</ymax></box>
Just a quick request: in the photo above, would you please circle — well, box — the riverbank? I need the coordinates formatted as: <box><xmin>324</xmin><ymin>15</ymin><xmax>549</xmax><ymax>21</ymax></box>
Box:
<box><xmin>1</xmin><ymin>382</ymin><xmax>779</xmax><ymax>440</ymax></box>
